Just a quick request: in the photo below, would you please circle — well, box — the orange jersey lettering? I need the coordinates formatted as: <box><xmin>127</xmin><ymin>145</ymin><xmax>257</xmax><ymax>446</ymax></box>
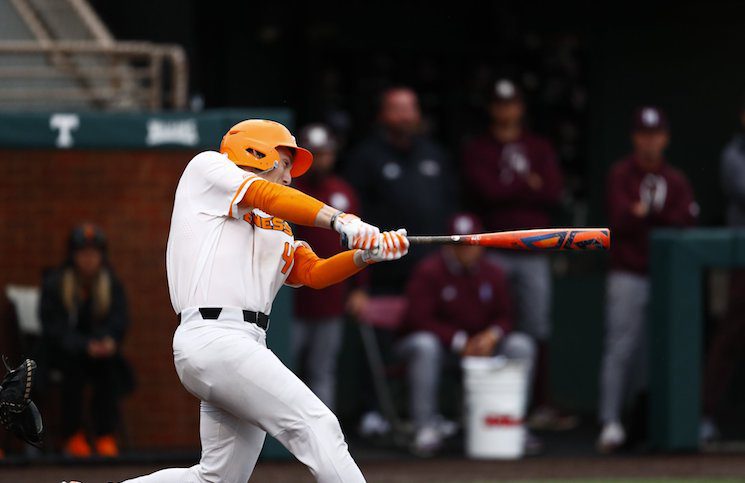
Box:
<box><xmin>243</xmin><ymin>213</ymin><xmax>294</xmax><ymax>236</ymax></box>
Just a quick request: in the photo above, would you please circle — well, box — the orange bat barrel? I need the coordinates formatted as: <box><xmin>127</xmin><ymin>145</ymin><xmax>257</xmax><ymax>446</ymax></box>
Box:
<box><xmin>407</xmin><ymin>228</ymin><xmax>610</xmax><ymax>251</ymax></box>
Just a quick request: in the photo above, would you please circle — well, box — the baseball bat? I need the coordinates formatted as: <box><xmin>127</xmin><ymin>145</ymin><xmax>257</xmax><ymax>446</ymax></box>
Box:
<box><xmin>407</xmin><ymin>228</ymin><xmax>610</xmax><ymax>251</ymax></box>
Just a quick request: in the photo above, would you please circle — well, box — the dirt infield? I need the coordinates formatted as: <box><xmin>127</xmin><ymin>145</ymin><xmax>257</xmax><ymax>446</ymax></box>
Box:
<box><xmin>3</xmin><ymin>454</ymin><xmax>745</xmax><ymax>483</ymax></box>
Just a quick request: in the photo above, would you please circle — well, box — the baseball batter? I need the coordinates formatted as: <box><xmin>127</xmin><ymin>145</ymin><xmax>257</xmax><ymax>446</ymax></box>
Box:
<box><xmin>124</xmin><ymin>120</ymin><xmax>408</xmax><ymax>483</ymax></box>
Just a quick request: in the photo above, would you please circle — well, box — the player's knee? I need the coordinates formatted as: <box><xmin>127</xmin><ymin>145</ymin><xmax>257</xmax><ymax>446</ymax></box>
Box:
<box><xmin>503</xmin><ymin>332</ymin><xmax>536</xmax><ymax>362</ymax></box>
<box><xmin>191</xmin><ymin>463</ymin><xmax>219</xmax><ymax>483</ymax></box>
<box><xmin>407</xmin><ymin>332</ymin><xmax>442</xmax><ymax>360</ymax></box>
<box><xmin>604</xmin><ymin>343</ymin><xmax>635</xmax><ymax>364</ymax></box>
<box><xmin>313</xmin><ymin>409</ymin><xmax>344</xmax><ymax>440</ymax></box>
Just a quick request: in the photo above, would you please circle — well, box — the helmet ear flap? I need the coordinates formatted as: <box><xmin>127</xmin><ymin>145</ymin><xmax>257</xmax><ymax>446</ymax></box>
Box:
<box><xmin>221</xmin><ymin>146</ymin><xmax>240</xmax><ymax>165</ymax></box>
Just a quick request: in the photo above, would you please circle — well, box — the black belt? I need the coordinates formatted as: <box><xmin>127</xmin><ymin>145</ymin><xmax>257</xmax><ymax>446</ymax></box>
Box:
<box><xmin>178</xmin><ymin>307</ymin><xmax>270</xmax><ymax>330</ymax></box>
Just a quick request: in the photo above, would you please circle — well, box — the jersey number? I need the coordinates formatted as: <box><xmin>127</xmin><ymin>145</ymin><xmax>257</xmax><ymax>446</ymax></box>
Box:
<box><xmin>281</xmin><ymin>242</ymin><xmax>295</xmax><ymax>274</ymax></box>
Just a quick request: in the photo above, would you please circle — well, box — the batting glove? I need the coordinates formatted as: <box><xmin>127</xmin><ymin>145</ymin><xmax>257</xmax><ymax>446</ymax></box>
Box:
<box><xmin>361</xmin><ymin>229</ymin><xmax>409</xmax><ymax>264</ymax></box>
<box><xmin>332</xmin><ymin>212</ymin><xmax>381</xmax><ymax>250</ymax></box>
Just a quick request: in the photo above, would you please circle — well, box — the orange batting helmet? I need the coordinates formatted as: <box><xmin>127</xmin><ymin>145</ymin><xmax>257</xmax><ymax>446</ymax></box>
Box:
<box><xmin>220</xmin><ymin>119</ymin><xmax>313</xmax><ymax>177</ymax></box>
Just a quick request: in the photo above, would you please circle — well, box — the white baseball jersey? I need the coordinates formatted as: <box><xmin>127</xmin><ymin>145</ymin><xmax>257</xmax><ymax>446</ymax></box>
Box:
<box><xmin>127</xmin><ymin>150</ymin><xmax>367</xmax><ymax>483</ymax></box>
<box><xmin>166</xmin><ymin>151</ymin><xmax>297</xmax><ymax>315</ymax></box>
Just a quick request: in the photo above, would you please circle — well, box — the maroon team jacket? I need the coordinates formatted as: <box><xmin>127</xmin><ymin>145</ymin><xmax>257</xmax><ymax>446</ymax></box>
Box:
<box><xmin>462</xmin><ymin>132</ymin><xmax>563</xmax><ymax>231</ymax></box>
<box><xmin>401</xmin><ymin>250</ymin><xmax>513</xmax><ymax>347</ymax></box>
<box><xmin>607</xmin><ymin>155</ymin><xmax>697</xmax><ymax>274</ymax></box>
<box><xmin>292</xmin><ymin>175</ymin><xmax>365</xmax><ymax>319</ymax></box>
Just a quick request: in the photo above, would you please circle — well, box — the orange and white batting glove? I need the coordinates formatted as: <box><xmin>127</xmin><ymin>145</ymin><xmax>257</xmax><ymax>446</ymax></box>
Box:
<box><xmin>332</xmin><ymin>212</ymin><xmax>381</xmax><ymax>250</ymax></box>
<box><xmin>361</xmin><ymin>229</ymin><xmax>409</xmax><ymax>264</ymax></box>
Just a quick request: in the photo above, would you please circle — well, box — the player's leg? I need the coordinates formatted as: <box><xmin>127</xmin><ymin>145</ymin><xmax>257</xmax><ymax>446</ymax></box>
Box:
<box><xmin>507</xmin><ymin>254</ymin><xmax>555</xmax><ymax>422</ymax></box>
<box><xmin>205</xmin><ymin>326</ymin><xmax>364</xmax><ymax>483</ymax></box>
<box><xmin>703</xmin><ymin>270</ymin><xmax>745</xmax><ymax>419</ymax></box>
<box><xmin>90</xmin><ymin>357</ymin><xmax>121</xmax><ymax>454</ymax></box>
<box><xmin>598</xmin><ymin>271</ymin><xmax>648</xmax><ymax>449</ymax></box>
<box><xmin>395</xmin><ymin>331</ymin><xmax>445</xmax><ymax>455</ymax></box>
<box><xmin>304</xmin><ymin>316</ymin><xmax>344</xmax><ymax>410</ymax></box>
<box><xmin>60</xmin><ymin>354</ymin><xmax>89</xmax><ymax>455</ymax></box>
<box><xmin>395</xmin><ymin>331</ymin><xmax>444</xmax><ymax>429</ymax></box>
<box><xmin>510</xmin><ymin>254</ymin><xmax>552</xmax><ymax>341</ymax></box>
<box><xmin>499</xmin><ymin>331</ymin><xmax>537</xmax><ymax>376</ymax></box>
<box><xmin>121</xmin><ymin>402</ymin><xmax>266</xmax><ymax>483</ymax></box>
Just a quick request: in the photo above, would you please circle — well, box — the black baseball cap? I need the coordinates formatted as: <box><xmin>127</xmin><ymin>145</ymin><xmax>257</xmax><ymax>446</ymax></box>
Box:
<box><xmin>68</xmin><ymin>223</ymin><xmax>107</xmax><ymax>252</ymax></box>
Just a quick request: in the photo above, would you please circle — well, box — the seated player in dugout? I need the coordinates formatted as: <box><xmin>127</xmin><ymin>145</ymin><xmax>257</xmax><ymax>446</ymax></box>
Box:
<box><xmin>40</xmin><ymin>224</ymin><xmax>134</xmax><ymax>458</ymax></box>
<box><xmin>122</xmin><ymin>120</ymin><xmax>408</xmax><ymax>483</ymax></box>
<box><xmin>396</xmin><ymin>213</ymin><xmax>536</xmax><ymax>456</ymax></box>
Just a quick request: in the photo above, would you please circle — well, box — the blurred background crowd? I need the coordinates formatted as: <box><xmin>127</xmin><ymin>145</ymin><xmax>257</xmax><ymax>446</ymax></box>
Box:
<box><xmin>1</xmin><ymin>0</ymin><xmax>745</xmax><ymax>469</ymax></box>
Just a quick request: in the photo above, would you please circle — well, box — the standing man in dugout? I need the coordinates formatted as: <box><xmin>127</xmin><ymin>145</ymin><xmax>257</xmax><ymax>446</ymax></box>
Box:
<box><xmin>291</xmin><ymin>123</ymin><xmax>365</xmax><ymax>411</ymax></box>
<box><xmin>598</xmin><ymin>106</ymin><xmax>698</xmax><ymax>453</ymax></box>
<box><xmin>123</xmin><ymin>120</ymin><xmax>408</xmax><ymax>483</ymax></box>
<box><xmin>461</xmin><ymin>79</ymin><xmax>567</xmax><ymax>429</ymax></box>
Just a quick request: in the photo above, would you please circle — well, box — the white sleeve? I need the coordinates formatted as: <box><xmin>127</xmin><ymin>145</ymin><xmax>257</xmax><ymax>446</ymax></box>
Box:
<box><xmin>186</xmin><ymin>151</ymin><xmax>259</xmax><ymax>219</ymax></box>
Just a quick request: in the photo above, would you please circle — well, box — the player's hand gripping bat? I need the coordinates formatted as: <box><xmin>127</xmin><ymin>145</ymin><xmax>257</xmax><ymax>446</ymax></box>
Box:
<box><xmin>407</xmin><ymin>228</ymin><xmax>610</xmax><ymax>251</ymax></box>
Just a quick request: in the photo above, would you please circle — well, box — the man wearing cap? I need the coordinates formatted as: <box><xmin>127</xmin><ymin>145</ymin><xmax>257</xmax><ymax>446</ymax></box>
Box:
<box><xmin>396</xmin><ymin>213</ymin><xmax>535</xmax><ymax>455</ymax></box>
<box><xmin>598</xmin><ymin>106</ymin><xmax>698</xmax><ymax>453</ymax></box>
<box><xmin>461</xmin><ymin>79</ymin><xmax>564</xmax><ymax>428</ymax></box>
<box><xmin>292</xmin><ymin>123</ymin><xmax>364</xmax><ymax>411</ymax></box>
<box><xmin>40</xmin><ymin>224</ymin><xmax>132</xmax><ymax>457</ymax></box>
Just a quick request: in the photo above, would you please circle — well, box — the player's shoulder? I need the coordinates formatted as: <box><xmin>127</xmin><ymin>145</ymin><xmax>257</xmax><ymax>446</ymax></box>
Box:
<box><xmin>186</xmin><ymin>150</ymin><xmax>229</xmax><ymax>170</ymax></box>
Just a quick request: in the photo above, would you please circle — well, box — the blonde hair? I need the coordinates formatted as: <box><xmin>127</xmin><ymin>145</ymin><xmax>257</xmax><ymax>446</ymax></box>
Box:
<box><xmin>60</xmin><ymin>268</ymin><xmax>112</xmax><ymax>320</ymax></box>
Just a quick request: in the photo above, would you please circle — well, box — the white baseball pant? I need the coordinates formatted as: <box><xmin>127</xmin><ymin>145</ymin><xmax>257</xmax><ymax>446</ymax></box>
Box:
<box><xmin>122</xmin><ymin>307</ymin><xmax>365</xmax><ymax>483</ymax></box>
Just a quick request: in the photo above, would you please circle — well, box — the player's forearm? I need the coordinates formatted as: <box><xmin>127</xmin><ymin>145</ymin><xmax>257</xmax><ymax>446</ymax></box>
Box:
<box><xmin>295</xmin><ymin>250</ymin><xmax>367</xmax><ymax>289</ymax></box>
<box><xmin>242</xmin><ymin>178</ymin><xmax>335</xmax><ymax>227</ymax></box>
<box><xmin>314</xmin><ymin>204</ymin><xmax>341</xmax><ymax>229</ymax></box>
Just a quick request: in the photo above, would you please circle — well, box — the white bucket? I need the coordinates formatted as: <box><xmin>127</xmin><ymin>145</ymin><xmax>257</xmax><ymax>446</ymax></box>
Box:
<box><xmin>461</xmin><ymin>356</ymin><xmax>529</xmax><ymax>459</ymax></box>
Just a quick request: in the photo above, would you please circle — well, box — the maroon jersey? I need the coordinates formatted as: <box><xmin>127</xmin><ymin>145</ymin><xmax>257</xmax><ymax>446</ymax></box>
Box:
<box><xmin>462</xmin><ymin>132</ymin><xmax>563</xmax><ymax>231</ymax></box>
<box><xmin>402</xmin><ymin>250</ymin><xmax>513</xmax><ymax>347</ymax></box>
<box><xmin>607</xmin><ymin>155</ymin><xmax>697</xmax><ymax>274</ymax></box>
<box><xmin>293</xmin><ymin>175</ymin><xmax>363</xmax><ymax>319</ymax></box>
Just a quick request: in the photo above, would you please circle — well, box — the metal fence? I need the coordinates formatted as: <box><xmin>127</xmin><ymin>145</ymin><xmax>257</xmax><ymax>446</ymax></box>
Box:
<box><xmin>0</xmin><ymin>41</ymin><xmax>188</xmax><ymax>110</ymax></box>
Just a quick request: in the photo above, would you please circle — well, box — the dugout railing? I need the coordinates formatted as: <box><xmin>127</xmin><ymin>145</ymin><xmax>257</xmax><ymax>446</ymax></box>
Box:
<box><xmin>649</xmin><ymin>229</ymin><xmax>745</xmax><ymax>451</ymax></box>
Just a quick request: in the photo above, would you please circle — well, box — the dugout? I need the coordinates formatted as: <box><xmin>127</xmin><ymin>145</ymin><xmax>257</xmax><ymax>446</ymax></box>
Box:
<box><xmin>1</xmin><ymin>110</ymin><xmax>740</xmax><ymax>457</ymax></box>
